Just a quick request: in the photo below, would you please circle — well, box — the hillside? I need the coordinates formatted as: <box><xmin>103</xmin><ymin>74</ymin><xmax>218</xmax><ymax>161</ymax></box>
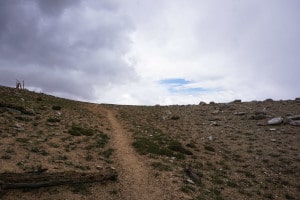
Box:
<box><xmin>0</xmin><ymin>85</ymin><xmax>299</xmax><ymax>200</ymax></box>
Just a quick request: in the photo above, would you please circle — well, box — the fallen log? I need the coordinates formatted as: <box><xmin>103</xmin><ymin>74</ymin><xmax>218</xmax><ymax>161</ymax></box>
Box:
<box><xmin>0</xmin><ymin>168</ymin><xmax>117</xmax><ymax>191</ymax></box>
<box><xmin>0</xmin><ymin>102</ymin><xmax>34</xmax><ymax>115</ymax></box>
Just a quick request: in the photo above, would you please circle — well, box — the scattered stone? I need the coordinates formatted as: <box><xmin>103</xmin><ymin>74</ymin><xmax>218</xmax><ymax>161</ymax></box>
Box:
<box><xmin>207</xmin><ymin>135</ymin><xmax>213</xmax><ymax>141</ymax></box>
<box><xmin>209</xmin><ymin>101</ymin><xmax>215</xmax><ymax>105</ymax></box>
<box><xmin>264</xmin><ymin>98</ymin><xmax>274</xmax><ymax>102</ymax></box>
<box><xmin>186</xmin><ymin>179</ymin><xmax>195</xmax><ymax>184</ymax></box>
<box><xmin>295</xmin><ymin>97</ymin><xmax>300</xmax><ymax>102</ymax></box>
<box><xmin>199</xmin><ymin>101</ymin><xmax>206</xmax><ymax>105</ymax></box>
<box><xmin>287</xmin><ymin>115</ymin><xmax>300</xmax><ymax>120</ymax></box>
<box><xmin>110</xmin><ymin>166</ymin><xmax>116</xmax><ymax>170</ymax></box>
<box><xmin>232</xmin><ymin>99</ymin><xmax>242</xmax><ymax>103</ymax></box>
<box><xmin>271</xmin><ymin>139</ymin><xmax>276</xmax><ymax>142</ymax></box>
<box><xmin>165</xmin><ymin>110</ymin><xmax>172</xmax><ymax>115</ymax></box>
<box><xmin>234</xmin><ymin>112</ymin><xmax>247</xmax><ymax>116</ymax></box>
<box><xmin>46</xmin><ymin>123</ymin><xmax>59</xmax><ymax>126</ymax></box>
<box><xmin>96</xmin><ymin>165</ymin><xmax>103</xmax><ymax>170</ymax></box>
<box><xmin>212</xmin><ymin>110</ymin><xmax>219</xmax><ymax>115</ymax></box>
<box><xmin>210</xmin><ymin>121</ymin><xmax>219</xmax><ymax>126</ymax></box>
<box><xmin>250</xmin><ymin>113</ymin><xmax>266</xmax><ymax>120</ymax></box>
<box><xmin>267</xmin><ymin>117</ymin><xmax>283</xmax><ymax>125</ymax></box>
<box><xmin>13</xmin><ymin>123</ymin><xmax>24</xmax><ymax>131</ymax></box>
<box><xmin>171</xmin><ymin>115</ymin><xmax>180</xmax><ymax>120</ymax></box>
<box><xmin>55</xmin><ymin>111</ymin><xmax>62</xmax><ymax>116</ymax></box>
<box><xmin>269</xmin><ymin>128</ymin><xmax>276</xmax><ymax>131</ymax></box>
<box><xmin>290</xmin><ymin>120</ymin><xmax>300</xmax><ymax>126</ymax></box>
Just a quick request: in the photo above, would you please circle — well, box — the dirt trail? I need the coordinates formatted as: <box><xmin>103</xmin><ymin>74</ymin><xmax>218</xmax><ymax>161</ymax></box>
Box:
<box><xmin>87</xmin><ymin>104</ymin><xmax>169</xmax><ymax>200</ymax></box>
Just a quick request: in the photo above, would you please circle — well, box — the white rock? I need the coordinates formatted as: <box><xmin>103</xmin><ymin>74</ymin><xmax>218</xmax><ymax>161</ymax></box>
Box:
<box><xmin>186</xmin><ymin>179</ymin><xmax>195</xmax><ymax>184</ymax></box>
<box><xmin>267</xmin><ymin>117</ymin><xmax>283</xmax><ymax>125</ymax></box>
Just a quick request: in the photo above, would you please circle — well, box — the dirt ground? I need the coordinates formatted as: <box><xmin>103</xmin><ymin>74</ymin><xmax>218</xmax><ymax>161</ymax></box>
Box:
<box><xmin>0</xmin><ymin>85</ymin><xmax>299</xmax><ymax>200</ymax></box>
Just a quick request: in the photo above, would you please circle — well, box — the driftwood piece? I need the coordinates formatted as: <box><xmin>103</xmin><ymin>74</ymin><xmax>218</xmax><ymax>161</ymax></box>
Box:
<box><xmin>0</xmin><ymin>169</ymin><xmax>117</xmax><ymax>191</ymax></box>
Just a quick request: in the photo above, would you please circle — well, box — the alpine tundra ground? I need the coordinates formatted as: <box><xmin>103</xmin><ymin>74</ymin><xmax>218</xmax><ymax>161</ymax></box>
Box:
<box><xmin>0</xmin><ymin>85</ymin><xmax>299</xmax><ymax>200</ymax></box>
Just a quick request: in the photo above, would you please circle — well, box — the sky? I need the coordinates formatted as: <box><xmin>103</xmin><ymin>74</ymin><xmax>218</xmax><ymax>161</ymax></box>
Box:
<box><xmin>0</xmin><ymin>0</ymin><xmax>299</xmax><ymax>105</ymax></box>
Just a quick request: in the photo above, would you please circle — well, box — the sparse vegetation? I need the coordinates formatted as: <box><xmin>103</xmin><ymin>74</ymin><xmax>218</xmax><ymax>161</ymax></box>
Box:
<box><xmin>68</xmin><ymin>124</ymin><xmax>95</xmax><ymax>136</ymax></box>
<box><xmin>52</xmin><ymin>105</ymin><xmax>62</xmax><ymax>110</ymax></box>
<box><xmin>151</xmin><ymin>162</ymin><xmax>172</xmax><ymax>171</ymax></box>
<box><xmin>0</xmin><ymin>85</ymin><xmax>299</xmax><ymax>200</ymax></box>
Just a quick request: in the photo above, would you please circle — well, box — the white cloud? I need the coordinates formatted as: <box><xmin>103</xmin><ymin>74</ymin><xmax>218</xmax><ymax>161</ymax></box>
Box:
<box><xmin>0</xmin><ymin>0</ymin><xmax>299</xmax><ymax>105</ymax></box>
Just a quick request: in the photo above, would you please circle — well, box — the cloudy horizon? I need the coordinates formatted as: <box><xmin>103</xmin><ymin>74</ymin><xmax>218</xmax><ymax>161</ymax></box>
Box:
<box><xmin>0</xmin><ymin>0</ymin><xmax>299</xmax><ymax>105</ymax></box>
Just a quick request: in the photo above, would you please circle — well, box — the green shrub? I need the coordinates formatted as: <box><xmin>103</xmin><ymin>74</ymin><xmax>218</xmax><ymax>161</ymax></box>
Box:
<box><xmin>68</xmin><ymin>124</ymin><xmax>95</xmax><ymax>136</ymax></box>
<box><xmin>204</xmin><ymin>145</ymin><xmax>215</xmax><ymax>152</ymax></box>
<box><xmin>47</xmin><ymin>118</ymin><xmax>61</xmax><ymax>123</ymax></box>
<box><xmin>52</xmin><ymin>105</ymin><xmax>62</xmax><ymax>110</ymax></box>
<box><xmin>168</xmin><ymin>141</ymin><xmax>193</xmax><ymax>155</ymax></box>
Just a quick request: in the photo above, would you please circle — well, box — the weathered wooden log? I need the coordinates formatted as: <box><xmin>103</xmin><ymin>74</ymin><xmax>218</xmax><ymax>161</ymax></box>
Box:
<box><xmin>0</xmin><ymin>102</ymin><xmax>34</xmax><ymax>115</ymax></box>
<box><xmin>0</xmin><ymin>168</ymin><xmax>117</xmax><ymax>190</ymax></box>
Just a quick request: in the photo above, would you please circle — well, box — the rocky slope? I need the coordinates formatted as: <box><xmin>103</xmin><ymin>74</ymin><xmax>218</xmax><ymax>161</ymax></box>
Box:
<box><xmin>0</xmin><ymin>85</ymin><xmax>299</xmax><ymax>199</ymax></box>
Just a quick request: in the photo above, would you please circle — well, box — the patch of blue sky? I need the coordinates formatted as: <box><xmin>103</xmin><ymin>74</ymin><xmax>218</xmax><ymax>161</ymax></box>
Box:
<box><xmin>159</xmin><ymin>78</ymin><xmax>210</xmax><ymax>94</ymax></box>
<box><xmin>159</xmin><ymin>78</ymin><xmax>191</xmax><ymax>86</ymax></box>
<box><xmin>168</xmin><ymin>87</ymin><xmax>208</xmax><ymax>94</ymax></box>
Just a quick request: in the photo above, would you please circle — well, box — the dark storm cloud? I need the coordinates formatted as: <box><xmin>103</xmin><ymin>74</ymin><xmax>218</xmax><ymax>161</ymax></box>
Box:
<box><xmin>0</xmin><ymin>0</ymin><xmax>136</xmax><ymax>100</ymax></box>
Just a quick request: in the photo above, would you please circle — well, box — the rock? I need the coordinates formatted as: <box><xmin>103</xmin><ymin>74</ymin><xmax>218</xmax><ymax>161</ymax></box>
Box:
<box><xmin>207</xmin><ymin>135</ymin><xmax>213</xmax><ymax>141</ymax></box>
<box><xmin>287</xmin><ymin>115</ymin><xmax>300</xmax><ymax>120</ymax></box>
<box><xmin>171</xmin><ymin>115</ymin><xmax>180</xmax><ymax>120</ymax></box>
<box><xmin>232</xmin><ymin>99</ymin><xmax>242</xmax><ymax>103</ymax></box>
<box><xmin>290</xmin><ymin>120</ymin><xmax>300</xmax><ymax>126</ymax></box>
<box><xmin>46</xmin><ymin>123</ymin><xmax>59</xmax><ymax>126</ymax></box>
<box><xmin>295</xmin><ymin>97</ymin><xmax>300</xmax><ymax>102</ymax></box>
<box><xmin>55</xmin><ymin>111</ymin><xmax>62</xmax><ymax>116</ymax></box>
<box><xmin>165</xmin><ymin>110</ymin><xmax>172</xmax><ymax>115</ymax></box>
<box><xmin>186</xmin><ymin>179</ymin><xmax>195</xmax><ymax>184</ymax></box>
<box><xmin>13</xmin><ymin>123</ymin><xmax>24</xmax><ymax>131</ymax></box>
<box><xmin>212</xmin><ymin>110</ymin><xmax>219</xmax><ymax>114</ymax></box>
<box><xmin>256</xmin><ymin>122</ymin><xmax>267</xmax><ymax>126</ymax></box>
<box><xmin>210</xmin><ymin>121</ymin><xmax>219</xmax><ymax>126</ymax></box>
<box><xmin>250</xmin><ymin>113</ymin><xmax>266</xmax><ymax>120</ymax></box>
<box><xmin>269</xmin><ymin>128</ymin><xmax>276</xmax><ymax>131</ymax></box>
<box><xmin>199</xmin><ymin>101</ymin><xmax>206</xmax><ymax>105</ymax></box>
<box><xmin>271</xmin><ymin>139</ymin><xmax>276</xmax><ymax>142</ymax></box>
<box><xmin>209</xmin><ymin>101</ymin><xmax>215</xmax><ymax>105</ymax></box>
<box><xmin>234</xmin><ymin>112</ymin><xmax>247</xmax><ymax>116</ymax></box>
<box><xmin>267</xmin><ymin>117</ymin><xmax>283</xmax><ymax>125</ymax></box>
<box><xmin>255</xmin><ymin>111</ymin><xmax>267</xmax><ymax>115</ymax></box>
<box><xmin>96</xmin><ymin>165</ymin><xmax>103</xmax><ymax>170</ymax></box>
<box><xmin>264</xmin><ymin>98</ymin><xmax>274</xmax><ymax>102</ymax></box>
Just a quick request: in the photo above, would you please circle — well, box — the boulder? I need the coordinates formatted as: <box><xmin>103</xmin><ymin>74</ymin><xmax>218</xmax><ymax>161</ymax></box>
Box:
<box><xmin>232</xmin><ymin>99</ymin><xmax>242</xmax><ymax>103</ymax></box>
<box><xmin>267</xmin><ymin>117</ymin><xmax>283</xmax><ymax>125</ymax></box>
<box><xmin>199</xmin><ymin>101</ymin><xmax>206</xmax><ymax>105</ymax></box>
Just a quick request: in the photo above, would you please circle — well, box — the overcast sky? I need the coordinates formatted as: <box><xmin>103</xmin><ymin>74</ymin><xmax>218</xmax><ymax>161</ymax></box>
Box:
<box><xmin>0</xmin><ymin>0</ymin><xmax>299</xmax><ymax>105</ymax></box>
